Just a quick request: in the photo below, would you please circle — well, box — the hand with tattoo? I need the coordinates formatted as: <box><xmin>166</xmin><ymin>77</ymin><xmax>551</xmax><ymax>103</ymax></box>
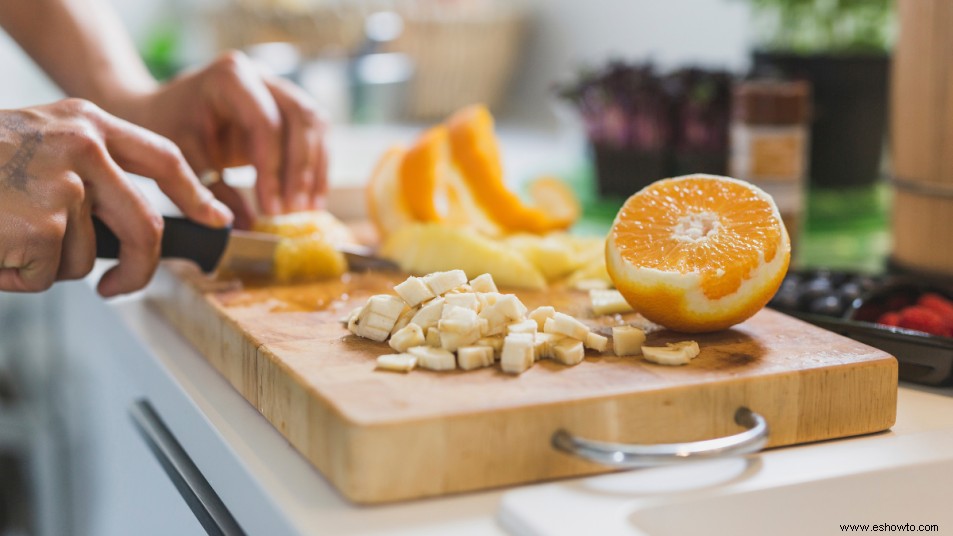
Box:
<box><xmin>106</xmin><ymin>51</ymin><xmax>329</xmax><ymax>229</ymax></box>
<box><xmin>0</xmin><ymin>99</ymin><xmax>233</xmax><ymax>296</ymax></box>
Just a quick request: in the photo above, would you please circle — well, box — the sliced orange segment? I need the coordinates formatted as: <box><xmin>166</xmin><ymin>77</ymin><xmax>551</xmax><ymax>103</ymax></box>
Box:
<box><xmin>528</xmin><ymin>176</ymin><xmax>580</xmax><ymax>228</ymax></box>
<box><xmin>606</xmin><ymin>174</ymin><xmax>790</xmax><ymax>333</ymax></box>
<box><xmin>398</xmin><ymin>125</ymin><xmax>501</xmax><ymax>235</ymax></box>
<box><xmin>399</xmin><ymin>126</ymin><xmax>447</xmax><ymax>222</ymax></box>
<box><xmin>366</xmin><ymin>146</ymin><xmax>415</xmax><ymax>238</ymax></box>
<box><xmin>446</xmin><ymin>105</ymin><xmax>572</xmax><ymax>234</ymax></box>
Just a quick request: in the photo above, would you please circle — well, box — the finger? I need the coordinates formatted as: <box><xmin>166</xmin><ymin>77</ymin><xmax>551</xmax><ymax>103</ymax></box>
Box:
<box><xmin>209</xmin><ymin>181</ymin><xmax>256</xmax><ymax>230</ymax></box>
<box><xmin>176</xmin><ymin>136</ymin><xmax>257</xmax><ymax>230</ymax></box>
<box><xmin>0</xmin><ymin>220</ymin><xmax>62</xmax><ymax>292</ymax></box>
<box><xmin>93</xmin><ymin>112</ymin><xmax>233</xmax><ymax>229</ymax></box>
<box><xmin>80</xmin><ymin>155</ymin><xmax>165</xmax><ymax>297</ymax></box>
<box><xmin>311</xmin><ymin>135</ymin><xmax>329</xmax><ymax>210</ymax></box>
<box><xmin>263</xmin><ymin>77</ymin><xmax>322</xmax><ymax>212</ymax></box>
<box><xmin>56</xmin><ymin>176</ymin><xmax>96</xmax><ymax>281</ymax></box>
<box><xmin>210</xmin><ymin>52</ymin><xmax>284</xmax><ymax>215</ymax></box>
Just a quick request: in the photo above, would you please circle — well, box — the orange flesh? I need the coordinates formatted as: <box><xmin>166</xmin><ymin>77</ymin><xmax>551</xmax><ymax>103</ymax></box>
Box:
<box><xmin>446</xmin><ymin>105</ymin><xmax>571</xmax><ymax>234</ymax></box>
<box><xmin>610</xmin><ymin>178</ymin><xmax>783</xmax><ymax>300</ymax></box>
<box><xmin>399</xmin><ymin>126</ymin><xmax>447</xmax><ymax>222</ymax></box>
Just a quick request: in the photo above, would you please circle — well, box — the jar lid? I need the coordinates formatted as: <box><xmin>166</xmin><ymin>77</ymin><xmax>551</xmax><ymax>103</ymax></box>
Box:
<box><xmin>733</xmin><ymin>80</ymin><xmax>811</xmax><ymax>125</ymax></box>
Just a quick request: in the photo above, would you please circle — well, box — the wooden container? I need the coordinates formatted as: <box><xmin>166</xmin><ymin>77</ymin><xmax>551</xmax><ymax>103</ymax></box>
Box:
<box><xmin>891</xmin><ymin>0</ymin><xmax>953</xmax><ymax>277</ymax></box>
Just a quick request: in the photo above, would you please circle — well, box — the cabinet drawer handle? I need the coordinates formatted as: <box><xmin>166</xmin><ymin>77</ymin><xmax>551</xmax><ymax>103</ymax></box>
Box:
<box><xmin>552</xmin><ymin>407</ymin><xmax>769</xmax><ymax>468</ymax></box>
<box><xmin>130</xmin><ymin>400</ymin><xmax>246</xmax><ymax>536</ymax></box>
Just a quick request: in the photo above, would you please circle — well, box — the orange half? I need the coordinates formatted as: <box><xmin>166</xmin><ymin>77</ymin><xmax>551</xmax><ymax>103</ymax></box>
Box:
<box><xmin>606</xmin><ymin>174</ymin><xmax>790</xmax><ymax>332</ymax></box>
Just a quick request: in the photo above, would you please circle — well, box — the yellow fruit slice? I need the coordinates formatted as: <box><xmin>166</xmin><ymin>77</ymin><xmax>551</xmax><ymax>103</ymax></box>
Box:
<box><xmin>254</xmin><ymin>210</ymin><xmax>357</xmax><ymax>244</ymax></box>
<box><xmin>606</xmin><ymin>174</ymin><xmax>790</xmax><ymax>333</ymax></box>
<box><xmin>367</xmin><ymin>146</ymin><xmax>415</xmax><ymax>238</ymax></box>
<box><xmin>446</xmin><ymin>105</ymin><xmax>573</xmax><ymax>234</ymax></box>
<box><xmin>273</xmin><ymin>236</ymin><xmax>348</xmax><ymax>282</ymax></box>
<box><xmin>381</xmin><ymin>223</ymin><xmax>546</xmax><ymax>289</ymax></box>
<box><xmin>253</xmin><ymin>210</ymin><xmax>354</xmax><ymax>282</ymax></box>
<box><xmin>504</xmin><ymin>233</ymin><xmax>580</xmax><ymax>282</ymax></box>
<box><xmin>528</xmin><ymin>176</ymin><xmax>580</xmax><ymax>229</ymax></box>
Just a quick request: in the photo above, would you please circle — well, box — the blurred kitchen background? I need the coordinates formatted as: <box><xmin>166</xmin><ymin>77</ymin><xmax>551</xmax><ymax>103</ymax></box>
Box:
<box><xmin>0</xmin><ymin>0</ymin><xmax>909</xmax><ymax>534</ymax></box>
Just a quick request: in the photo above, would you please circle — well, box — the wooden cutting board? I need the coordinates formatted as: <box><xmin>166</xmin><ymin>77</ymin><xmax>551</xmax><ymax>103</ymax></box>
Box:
<box><xmin>150</xmin><ymin>261</ymin><xmax>897</xmax><ymax>504</ymax></box>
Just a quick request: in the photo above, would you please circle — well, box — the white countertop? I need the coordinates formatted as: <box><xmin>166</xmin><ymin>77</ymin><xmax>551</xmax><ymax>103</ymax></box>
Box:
<box><xmin>62</xmin><ymin>273</ymin><xmax>953</xmax><ymax>536</ymax></box>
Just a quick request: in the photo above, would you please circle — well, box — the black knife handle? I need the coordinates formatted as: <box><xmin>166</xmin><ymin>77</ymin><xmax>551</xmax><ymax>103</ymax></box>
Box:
<box><xmin>93</xmin><ymin>215</ymin><xmax>231</xmax><ymax>273</ymax></box>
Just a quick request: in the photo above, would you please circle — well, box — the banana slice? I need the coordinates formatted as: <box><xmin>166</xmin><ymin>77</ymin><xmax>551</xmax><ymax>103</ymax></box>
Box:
<box><xmin>408</xmin><ymin>346</ymin><xmax>456</xmax><ymax>371</ymax></box>
<box><xmin>590</xmin><ymin>289</ymin><xmax>635</xmax><ymax>316</ymax></box>
<box><xmin>376</xmin><ymin>354</ymin><xmax>417</xmax><ymax>372</ymax></box>
<box><xmin>641</xmin><ymin>341</ymin><xmax>701</xmax><ymax>366</ymax></box>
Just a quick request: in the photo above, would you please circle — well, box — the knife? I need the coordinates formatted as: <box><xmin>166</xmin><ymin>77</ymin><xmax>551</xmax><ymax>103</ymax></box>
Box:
<box><xmin>92</xmin><ymin>215</ymin><xmax>397</xmax><ymax>274</ymax></box>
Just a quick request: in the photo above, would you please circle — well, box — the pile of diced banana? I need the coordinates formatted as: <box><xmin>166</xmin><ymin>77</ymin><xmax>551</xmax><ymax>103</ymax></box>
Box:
<box><xmin>345</xmin><ymin>271</ymin><xmax>700</xmax><ymax>374</ymax></box>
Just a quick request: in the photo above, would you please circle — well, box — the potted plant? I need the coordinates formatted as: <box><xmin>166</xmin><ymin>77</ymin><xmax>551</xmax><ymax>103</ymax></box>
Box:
<box><xmin>744</xmin><ymin>0</ymin><xmax>896</xmax><ymax>189</ymax></box>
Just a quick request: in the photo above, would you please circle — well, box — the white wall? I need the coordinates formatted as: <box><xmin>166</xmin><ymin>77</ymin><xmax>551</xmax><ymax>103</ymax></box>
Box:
<box><xmin>0</xmin><ymin>0</ymin><xmax>753</xmax><ymax>121</ymax></box>
<box><xmin>504</xmin><ymin>0</ymin><xmax>754</xmax><ymax>126</ymax></box>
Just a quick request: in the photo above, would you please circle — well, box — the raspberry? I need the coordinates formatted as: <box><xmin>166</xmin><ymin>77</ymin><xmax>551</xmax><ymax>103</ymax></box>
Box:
<box><xmin>918</xmin><ymin>293</ymin><xmax>953</xmax><ymax>322</ymax></box>
<box><xmin>898</xmin><ymin>306</ymin><xmax>950</xmax><ymax>337</ymax></box>
<box><xmin>877</xmin><ymin>312</ymin><xmax>900</xmax><ymax>327</ymax></box>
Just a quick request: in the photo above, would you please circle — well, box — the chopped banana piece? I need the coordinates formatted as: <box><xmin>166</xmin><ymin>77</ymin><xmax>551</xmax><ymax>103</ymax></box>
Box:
<box><xmin>612</xmin><ymin>325</ymin><xmax>646</xmax><ymax>356</ymax></box>
<box><xmin>389</xmin><ymin>324</ymin><xmax>425</xmax><ymax>353</ymax></box>
<box><xmin>353</xmin><ymin>322</ymin><xmax>390</xmax><ymax>342</ymax></box>
<box><xmin>341</xmin><ymin>306</ymin><xmax>363</xmax><ymax>327</ymax></box>
<box><xmin>474</xmin><ymin>336</ymin><xmax>504</xmax><ymax>358</ymax></box>
<box><xmin>552</xmin><ymin>338</ymin><xmax>585</xmax><ymax>366</ymax></box>
<box><xmin>346</xmin><ymin>306</ymin><xmax>362</xmax><ymax>332</ymax></box>
<box><xmin>500</xmin><ymin>333</ymin><xmax>535</xmax><ymax>374</ymax></box>
<box><xmin>423</xmin><ymin>270</ymin><xmax>468</xmax><ymax>297</ymax></box>
<box><xmin>440</xmin><ymin>329</ymin><xmax>481</xmax><ymax>352</ymax></box>
<box><xmin>350</xmin><ymin>296</ymin><xmax>404</xmax><ymax>342</ymax></box>
<box><xmin>364</xmin><ymin>294</ymin><xmax>406</xmax><ymax>320</ymax></box>
<box><xmin>534</xmin><ymin>332</ymin><xmax>564</xmax><ymax>360</ymax></box>
<box><xmin>480</xmin><ymin>294</ymin><xmax>528</xmax><ymax>336</ymax></box>
<box><xmin>444</xmin><ymin>292</ymin><xmax>481</xmax><ymax>312</ymax></box>
<box><xmin>641</xmin><ymin>341</ymin><xmax>700</xmax><ymax>366</ymax></box>
<box><xmin>439</xmin><ymin>306</ymin><xmax>480</xmax><ymax>332</ymax></box>
<box><xmin>469</xmin><ymin>273</ymin><xmax>498</xmax><ymax>293</ymax></box>
<box><xmin>425</xmin><ymin>327</ymin><xmax>441</xmax><ymax>347</ymax></box>
<box><xmin>457</xmin><ymin>346</ymin><xmax>495</xmax><ymax>370</ymax></box>
<box><xmin>585</xmin><ymin>332</ymin><xmax>609</xmax><ymax>353</ymax></box>
<box><xmin>394</xmin><ymin>276</ymin><xmax>435</xmax><ymax>307</ymax></box>
<box><xmin>376</xmin><ymin>353</ymin><xmax>417</xmax><ymax>372</ymax></box>
<box><xmin>410</xmin><ymin>297</ymin><xmax>445</xmax><ymax>330</ymax></box>
<box><xmin>590</xmin><ymin>289</ymin><xmax>635</xmax><ymax>316</ymax></box>
<box><xmin>479</xmin><ymin>292</ymin><xmax>502</xmax><ymax>307</ymax></box>
<box><xmin>545</xmin><ymin>312</ymin><xmax>590</xmax><ymax>341</ymax></box>
<box><xmin>528</xmin><ymin>306</ymin><xmax>556</xmax><ymax>332</ymax></box>
<box><xmin>445</xmin><ymin>284</ymin><xmax>474</xmax><ymax>294</ymax></box>
<box><xmin>361</xmin><ymin>312</ymin><xmax>398</xmax><ymax>333</ymax></box>
<box><xmin>507</xmin><ymin>319</ymin><xmax>538</xmax><ymax>335</ymax></box>
<box><xmin>408</xmin><ymin>346</ymin><xmax>456</xmax><ymax>371</ymax></box>
<box><xmin>495</xmin><ymin>294</ymin><xmax>528</xmax><ymax>320</ymax></box>
<box><xmin>391</xmin><ymin>306</ymin><xmax>416</xmax><ymax>335</ymax></box>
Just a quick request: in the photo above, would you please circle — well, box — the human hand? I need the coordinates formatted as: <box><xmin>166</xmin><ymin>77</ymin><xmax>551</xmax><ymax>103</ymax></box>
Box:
<box><xmin>107</xmin><ymin>51</ymin><xmax>329</xmax><ymax>229</ymax></box>
<box><xmin>0</xmin><ymin>99</ymin><xmax>232</xmax><ymax>296</ymax></box>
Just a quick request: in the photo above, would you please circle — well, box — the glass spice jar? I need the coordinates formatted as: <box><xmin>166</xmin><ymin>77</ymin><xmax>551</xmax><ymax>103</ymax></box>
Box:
<box><xmin>730</xmin><ymin>81</ymin><xmax>811</xmax><ymax>247</ymax></box>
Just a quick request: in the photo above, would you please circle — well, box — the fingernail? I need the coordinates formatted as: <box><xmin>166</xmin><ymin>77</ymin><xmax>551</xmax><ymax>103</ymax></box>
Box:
<box><xmin>211</xmin><ymin>199</ymin><xmax>234</xmax><ymax>226</ymax></box>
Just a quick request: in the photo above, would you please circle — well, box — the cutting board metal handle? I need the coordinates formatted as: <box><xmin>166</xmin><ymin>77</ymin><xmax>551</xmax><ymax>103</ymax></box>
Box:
<box><xmin>551</xmin><ymin>407</ymin><xmax>769</xmax><ymax>467</ymax></box>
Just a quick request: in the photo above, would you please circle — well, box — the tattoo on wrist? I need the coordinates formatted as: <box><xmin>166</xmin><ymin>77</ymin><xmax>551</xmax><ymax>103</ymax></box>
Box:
<box><xmin>0</xmin><ymin>117</ymin><xmax>43</xmax><ymax>192</ymax></box>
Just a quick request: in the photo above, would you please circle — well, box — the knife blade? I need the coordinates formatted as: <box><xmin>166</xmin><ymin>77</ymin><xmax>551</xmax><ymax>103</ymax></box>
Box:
<box><xmin>93</xmin><ymin>215</ymin><xmax>397</xmax><ymax>275</ymax></box>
